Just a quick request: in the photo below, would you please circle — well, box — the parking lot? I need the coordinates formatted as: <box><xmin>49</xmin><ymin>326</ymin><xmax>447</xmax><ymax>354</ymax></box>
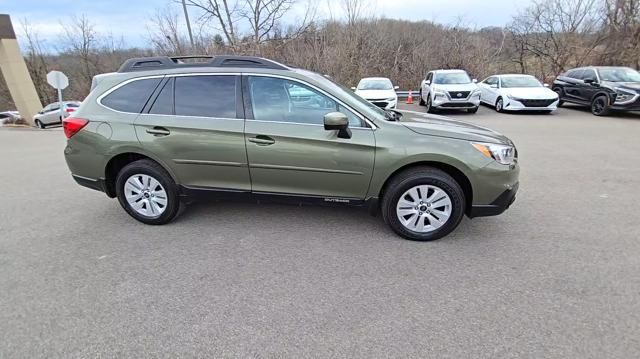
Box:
<box><xmin>1</xmin><ymin>103</ymin><xmax>639</xmax><ymax>357</ymax></box>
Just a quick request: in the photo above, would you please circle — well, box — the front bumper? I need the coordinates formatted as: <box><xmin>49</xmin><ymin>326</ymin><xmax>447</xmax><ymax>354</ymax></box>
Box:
<box><xmin>368</xmin><ymin>98</ymin><xmax>397</xmax><ymax>109</ymax></box>
<box><xmin>504</xmin><ymin>98</ymin><xmax>558</xmax><ymax>111</ymax></box>
<box><xmin>469</xmin><ymin>182</ymin><xmax>518</xmax><ymax>218</ymax></box>
<box><xmin>433</xmin><ymin>95</ymin><xmax>480</xmax><ymax>109</ymax></box>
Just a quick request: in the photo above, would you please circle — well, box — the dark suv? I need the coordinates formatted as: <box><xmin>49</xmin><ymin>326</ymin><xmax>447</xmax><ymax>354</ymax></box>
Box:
<box><xmin>552</xmin><ymin>66</ymin><xmax>640</xmax><ymax>116</ymax></box>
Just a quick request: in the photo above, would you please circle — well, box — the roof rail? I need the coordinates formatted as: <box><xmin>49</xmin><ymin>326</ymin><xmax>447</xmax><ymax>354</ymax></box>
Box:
<box><xmin>117</xmin><ymin>55</ymin><xmax>290</xmax><ymax>73</ymax></box>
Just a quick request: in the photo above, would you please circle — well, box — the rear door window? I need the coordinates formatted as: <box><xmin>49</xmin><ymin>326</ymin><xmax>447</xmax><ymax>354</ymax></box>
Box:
<box><xmin>174</xmin><ymin>75</ymin><xmax>237</xmax><ymax>118</ymax></box>
<box><xmin>101</xmin><ymin>78</ymin><xmax>162</xmax><ymax>113</ymax></box>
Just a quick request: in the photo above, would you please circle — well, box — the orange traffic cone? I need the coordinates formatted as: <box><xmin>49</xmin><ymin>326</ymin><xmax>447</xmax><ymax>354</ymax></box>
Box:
<box><xmin>406</xmin><ymin>90</ymin><xmax>413</xmax><ymax>104</ymax></box>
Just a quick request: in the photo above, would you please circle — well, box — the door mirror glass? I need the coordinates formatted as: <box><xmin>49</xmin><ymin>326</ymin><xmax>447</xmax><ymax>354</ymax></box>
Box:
<box><xmin>584</xmin><ymin>78</ymin><xmax>596</xmax><ymax>84</ymax></box>
<box><xmin>393</xmin><ymin>85</ymin><xmax>399</xmax><ymax>90</ymax></box>
<box><xmin>351</xmin><ymin>86</ymin><xmax>356</xmax><ymax>91</ymax></box>
<box><xmin>425</xmin><ymin>80</ymin><xmax>431</xmax><ymax>85</ymax></box>
<box><xmin>324</xmin><ymin>112</ymin><xmax>351</xmax><ymax>139</ymax></box>
<box><xmin>543</xmin><ymin>83</ymin><xmax>550</xmax><ymax>87</ymax></box>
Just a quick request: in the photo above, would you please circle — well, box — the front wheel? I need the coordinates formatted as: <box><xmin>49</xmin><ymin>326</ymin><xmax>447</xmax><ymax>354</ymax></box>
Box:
<box><xmin>553</xmin><ymin>87</ymin><xmax>564</xmax><ymax>106</ymax></box>
<box><xmin>591</xmin><ymin>95</ymin><xmax>611</xmax><ymax>116</ymax></box>
<box><xmin>419</xmin><ymin>90</ymin><xmax>425</xmax><ymax>106</ymax></box>
<box><xmin>115</xmin><ymin>159</ymin><xmax>181</xmax><ymax>225</ymax></box>
<box><xmin>35</xmin><ymin>119</ymin><xmax>44</xmax><ymax>129</ymax></box>
<box><xmin>425</xmin><ymin>95</ymin><xmax>436</xmax><ymax>113</ymax></box>
<box><xmin>495</xmin><ymin>97</ymin><xmax>505</xmax><ymax>113</ymax></box>
<box><xmin>381</xmin><ymin>167</ymin><xmax>466</xmax><ymax>241</ymax></box>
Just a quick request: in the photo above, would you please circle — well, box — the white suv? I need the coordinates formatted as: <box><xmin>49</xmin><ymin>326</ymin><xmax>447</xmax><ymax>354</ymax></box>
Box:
<box><xmin>419</xmin><ymin>70</ymin><xmax>481</xmax><ymax>113</ymax></box>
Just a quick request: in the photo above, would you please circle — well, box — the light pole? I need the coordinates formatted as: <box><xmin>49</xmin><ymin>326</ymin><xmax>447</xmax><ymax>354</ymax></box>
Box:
<box><xmin>181</xmin><ymin>0</ymin><xmax>195</xmax><ymax>52</ymax></box>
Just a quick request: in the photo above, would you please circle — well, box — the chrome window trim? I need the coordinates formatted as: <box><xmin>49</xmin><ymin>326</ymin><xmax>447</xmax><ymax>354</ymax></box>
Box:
<box><xmin>96</xmin><ymin>73</ymin><xmax>241</xmax><ymax>117</ymax></box>
<box><xmin>245</xmin><ymin>119</ymin><xmax>373</xmax><ymax>131</ymax></box>
<box><xmin>96</xmin><ymin>72</ymin><xmax>376</xmax><ymax>129</ymax></box>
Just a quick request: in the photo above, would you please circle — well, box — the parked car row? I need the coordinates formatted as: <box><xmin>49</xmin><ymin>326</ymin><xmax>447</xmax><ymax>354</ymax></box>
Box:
<box><xmin>353</xmin><ymin>66</ymin><xmax>640</xmax><ymax>117</ymax></box>
<box><xmin>34</xmin><ymin>101</ymin><xmax>82</xmax><ymax>128</ymax></box>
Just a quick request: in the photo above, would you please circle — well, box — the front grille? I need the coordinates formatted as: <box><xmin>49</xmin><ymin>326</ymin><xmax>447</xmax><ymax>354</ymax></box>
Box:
<box><xmin>447</xmin><ymin>91</ymin><xmax>470</xmax><ymax>99</ymax></box>
<box><xmin>518</xmin><ymin>99</ymin><xmax>556</xmax><ymax>107</ymax></box>
<box><xmin>440</xmin><ymin>102</ymin><xmax>474</xmax><ymax>108</ymax></box>
<box><xmin>371</xmin><ymin>101</ymin><xmax>388</xmax><ymax>108</ymax></box>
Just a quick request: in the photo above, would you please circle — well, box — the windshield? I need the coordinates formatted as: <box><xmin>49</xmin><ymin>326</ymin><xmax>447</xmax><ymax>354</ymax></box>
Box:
<box><xmin>299</xmin><ymin>70</ymin><xmax>386</xmax><ymax>121</ymax></box>
<box><xmin>597</xmin><ymin>68</ymin><xmax>640</xmax><ymax>82</ymax></box>
<box><xmin>501</xmin><ymin>76</ymin><xmax>542</xmax><ymax>88</ymax></box>
<box><xmin>357</xmin><ymin>79</ymin><xmax>393</xmax><ymax>90</ymax></box>
<box><xmin>434</xmin><ymin>72</ymin><xmax>471</xmax><ymax>85</ymax></box>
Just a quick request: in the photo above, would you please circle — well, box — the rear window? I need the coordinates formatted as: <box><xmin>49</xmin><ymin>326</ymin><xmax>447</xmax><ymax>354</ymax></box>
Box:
<box><xmin>66</xmin><ymin>103</ymin><xmax>80</xmax><ymax>108</ymax></box>
<box><xmin>174</xmin><ymin>75</ymin><xmax>237</xmax><ymax>118</ymax></box>
<box><xmin>101</xmin><ymin>78</ymin><xmax>161</xmax><ymax>113</ymax></box>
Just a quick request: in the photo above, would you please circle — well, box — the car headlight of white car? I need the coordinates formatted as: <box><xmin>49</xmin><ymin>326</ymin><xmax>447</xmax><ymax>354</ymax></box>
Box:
<box><xmin>433</xmin><ymin>90</ymin><xmax>447</xmax><ymax>98</ymax></box>
<box><xmin>386</xmin><ymin>97</ymin><xmax>397</xmax><ymax>102</ymax></box>
<box><xmin>472</xmin><ymin>142</ymin><xmax>516</xmax><ymax>165</ymax></box>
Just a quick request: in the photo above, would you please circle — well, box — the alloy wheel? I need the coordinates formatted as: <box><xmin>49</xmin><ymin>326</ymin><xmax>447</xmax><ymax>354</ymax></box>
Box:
<box><xmin>124</xmin><ymin>174</ymin><xmax>168</xmax><ymax>218</ymax></box>
<box><xmin>592</xmin><ymin>98</ymin><xmax>606</xmax><ymax>115</ymax></box>
<box><xmin>496</xmin><ymin>98</ymin><xmax>503</xmax><ymax>112</ymax></box>
<box><xmin>396</xmin><ymin>185</ymin><xmax>452</xmax><ymax>233</ymax></box>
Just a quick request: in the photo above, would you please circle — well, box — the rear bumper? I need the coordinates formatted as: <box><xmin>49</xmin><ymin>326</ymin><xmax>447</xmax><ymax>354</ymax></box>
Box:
<box><xmin>469</xmin><ymin>182</ymin><xmax>519</xmax><ymax>218</ymax></box>
<box><xmin>72</xmin><ymin>174</ymin><xmax>107</xmax><ymax>193</ymax></box>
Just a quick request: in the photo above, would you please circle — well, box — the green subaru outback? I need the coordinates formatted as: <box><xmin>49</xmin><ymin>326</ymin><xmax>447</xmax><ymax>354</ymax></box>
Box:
<box><xmin>63</xmin><ymin>55</ymin><xmax>519</xmax><ymax>241</ymax></box>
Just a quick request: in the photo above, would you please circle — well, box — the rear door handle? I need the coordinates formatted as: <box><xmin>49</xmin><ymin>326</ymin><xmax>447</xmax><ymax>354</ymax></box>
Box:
<box><xmin>146</xmin><ymin>127</ymin><xmax>170</xmax><ymax>136</ymax></box>
<box><xmin>248</xmin><ymin>136</ymin><xmax>275</xmax><ymax>146</ymax></box>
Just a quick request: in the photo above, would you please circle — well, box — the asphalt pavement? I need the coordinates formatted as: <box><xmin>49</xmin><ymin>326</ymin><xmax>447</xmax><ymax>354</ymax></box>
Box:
<box><xmin>1</xmin><ymin>104</ymin><xmax>639</xmax><ymax>358</ymax></box>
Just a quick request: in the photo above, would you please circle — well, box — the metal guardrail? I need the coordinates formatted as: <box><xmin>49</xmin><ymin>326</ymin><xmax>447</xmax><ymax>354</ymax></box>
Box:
<box><xmin>395</xmin><ymin>91</ymin><xmax>417</xmax><ymax>99</ymax></box>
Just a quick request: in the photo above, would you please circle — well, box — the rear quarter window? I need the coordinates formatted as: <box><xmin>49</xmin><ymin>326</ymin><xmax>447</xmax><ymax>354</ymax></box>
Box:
<box><xmin>101</xmin><ymin>78</ymin><xmax>162</xmax><ymax>113</ymax></box>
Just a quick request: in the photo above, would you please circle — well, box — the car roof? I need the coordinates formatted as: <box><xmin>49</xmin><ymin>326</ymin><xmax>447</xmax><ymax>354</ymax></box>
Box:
<box><xmin>432</xmin><ymin>69</ymin><xmax>468</xmax><ymax>73</ymax></box>
<box><xmin>496</xmin><ymin>74</ymin><xmax>536</xmax><ymax>77</ymax></box>
<box><xmin>359</xmin><ymin>77</ymin><xmax>391</xmax><ymax>81</ymax></box>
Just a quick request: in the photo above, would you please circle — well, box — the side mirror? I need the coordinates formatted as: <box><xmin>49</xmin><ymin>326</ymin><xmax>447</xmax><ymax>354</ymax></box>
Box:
<box><xmin>543</xmin><ymin>83</ymin><xmax>550</xmax><ymax>88</ymax></box>
<box><xmin>394</xmin><ymin>85</ymin><xmax>399</xmax><ymax>90</ymax></box>
<box><xmin>584</xmin><ymin>78</ymin><xmax>596</xmax><ymax>85</ymax></box>
<box><xmin>324</xmin><ymin>112</ymin><xmax>351</xmax><ymax>139</ymax></box>
<box><xmin>472</xmin><ymin>79</ymin><xmax>478</xmax><ymax>83</ymax></box>
<box><xmin>425</xmin><ymin>80</ymin><xmax>431</xmax><ymax>85</ymax></box>
<box><xmin>38</xmin><ymin>111</ymin><xmax>44</xmax><ymax>114</ymax></box>
<box><xmin>351</xmin><ymin>86</ymin><xmax>356</xmax><ymax>91</ymax></box>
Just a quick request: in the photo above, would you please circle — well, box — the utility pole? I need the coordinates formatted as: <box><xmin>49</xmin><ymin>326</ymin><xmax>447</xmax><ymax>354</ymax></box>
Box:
<box><xmin>181</xmin><ymin>0</ymin><xmax>195</xmax><ymax>52</ymax></box>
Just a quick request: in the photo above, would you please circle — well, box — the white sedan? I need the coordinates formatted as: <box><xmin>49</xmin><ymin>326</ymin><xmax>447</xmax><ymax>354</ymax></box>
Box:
<box><xmin>352</xmin><ymin>77</ymin><xmax>399</xmax><ymax>109</ymax></box>
<box><xmin>478</xmin><ymin>74</ymin><xmax>559</xmax><ymax>113</ymax></box>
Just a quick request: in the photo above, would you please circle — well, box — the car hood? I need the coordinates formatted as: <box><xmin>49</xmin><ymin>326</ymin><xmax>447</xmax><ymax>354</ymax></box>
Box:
<box><xmin>432</xmin><ymin>83</ymin><xmax>478</xmax><ymax>92</ymax></box>
<box><xmin>397</xmin><ymin>110</ymin><xmax>512</xmax><ymax>144</ymax></box>
<box><xmin>355</xmin><ymin>89</ymin><xmax>397</xmax><ymax>99</ymax></box>
<box><xmin>502</xmin><ymin>87</ymin><xmax>558</xmax><ymax>99</ymax></box>
<box><xmin>602</xmin><ymin>81</ymin><xmax>640</xmax><ymax>93</ymax></box>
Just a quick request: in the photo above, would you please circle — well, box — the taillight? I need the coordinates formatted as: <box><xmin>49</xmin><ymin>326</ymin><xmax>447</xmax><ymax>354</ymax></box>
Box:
<box><xmin>66</xmin><ymin>108</ymin><xmax>76</xmax><ymax>113</ymax></box>
<box><xmin>63</xmin><ymin>118</ymin><xmax>89</xmax><ymax>138</ymax></box>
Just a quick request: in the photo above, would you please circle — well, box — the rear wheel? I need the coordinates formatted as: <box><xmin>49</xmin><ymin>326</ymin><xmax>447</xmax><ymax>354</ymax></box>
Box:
<box><xmin>35</xmin><ymin>119</ymin><xmax>44</xmax><ymax>129</ymax></box>
<box><xmin>381</xmin><ymin>167</ymin><xmax>465</xmax><ymax>241</ymax></box>
<box><xmin>115</xmin><ymin>159</ymin><xmax>181</xmax><ymax>225</ymax></box>
<box><xmin>591</xmin><ymin>95</ymin><xmax>610</xmax><ymax>116</ymax></box>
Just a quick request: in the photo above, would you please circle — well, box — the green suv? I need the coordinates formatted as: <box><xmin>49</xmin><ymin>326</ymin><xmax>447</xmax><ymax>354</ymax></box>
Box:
<box><xmin>63</xmin><ymin>55</ymin><xmax>519</xmax><ymax>241</ymax></box>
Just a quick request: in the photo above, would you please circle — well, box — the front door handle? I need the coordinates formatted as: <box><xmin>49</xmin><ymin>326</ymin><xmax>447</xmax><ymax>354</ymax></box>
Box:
<box><xmin>146</xmin><ymin>126</ymin><xmax>170</xmax><ymax>136</ymax></box>
<box><xmin>248</xmin><ymin>135</ymin><xmax>275</xmax><ymax>146</ymax></box>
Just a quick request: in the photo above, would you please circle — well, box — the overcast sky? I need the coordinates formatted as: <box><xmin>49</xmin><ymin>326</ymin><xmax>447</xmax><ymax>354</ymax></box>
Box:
<box><xmin>2</xmin><ymin>0</ymin><xmax>533</xmax><ymax>49</ymax></box>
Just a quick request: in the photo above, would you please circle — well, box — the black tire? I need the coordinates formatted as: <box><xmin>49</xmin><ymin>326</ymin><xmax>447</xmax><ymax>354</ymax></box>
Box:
<box><xmin>35</xmin><ymin>119</ymin><xmax>44</xmax><ymax>129</ymax></box>
<box><xmin>495</xmin><ymin>97</ymin><xmax>505</xmax><ymax>113</ymax></box>
<box><xmin>426</xmin><ymin>95</ymin><xmax>436</xmax><ymax>114</ymax></box>
<box><xmin>553</xmin><ymin>87</ymin><xmax>565</xmax><ymax>106</ymax></box>
<box><xmin>591</xmin><ymin>95</ymin><xmax>611</xmax><ymax>116</ymax></box>
<box><xmin>419</xmin><ymin>90</ymin><xmax>426</xmax><ymax>106</ymax></box>
<box><xmin>115</xmin><ymin>159</ymin><xmax>181</xmax><ymax>225</ymax></box>
<box><xmin>467</xmin><ymin>106</ymin><xmax>479</xmax><ymax>114</ymax></box>
<box><xmin>381</xmin><ymin>167</ymin><xmax>466</xmax><ymax>241</ymax></box>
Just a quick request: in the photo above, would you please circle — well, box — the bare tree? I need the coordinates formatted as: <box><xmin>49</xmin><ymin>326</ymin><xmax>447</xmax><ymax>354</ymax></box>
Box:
<box><xmin>20</xmin><ymin>19</ymin><xmax>55</xmax><ymax>105</ymax></box>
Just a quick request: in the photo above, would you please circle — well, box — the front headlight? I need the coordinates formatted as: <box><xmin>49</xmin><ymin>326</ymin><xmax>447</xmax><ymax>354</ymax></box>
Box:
<box><xmin>506</xmin><ymin>94</ymin><xmax>519</xmax><ymax>101</ymax></box>
<box><xmin>472</xmin><ymin>142</ymin><xmax>516</xmax><ymax>165</ymax></box>
<box><xmin>433</xmin><ymin>90</ymin><xmax>447</xmax><ymax>97</ymax></box>
<box><xmin>386</xmin><ymin>97</ymin><xmax>397</xmax><ymax>102</ymax></box>
<box><xmin>614</xmin><ymin>88</ymin><xmax>636</xmax><ymax>104</ymax></box>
